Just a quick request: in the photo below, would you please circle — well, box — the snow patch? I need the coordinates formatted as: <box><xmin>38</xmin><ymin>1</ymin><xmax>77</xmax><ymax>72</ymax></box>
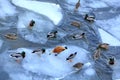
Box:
<box><xmin>7</xmin><ymin>45</ymin><xmax>90</xmax><ymax>78</ymax></box>
<box><xmin>99</xmin><ymin>28</ymin><xmax>120</xmax><ymax>46</ymax></box>
<box><xmin>17</xmin><ymin>12</ymin><xmax>55</xmax><ymax>44</ymax></box>
<box><xmin>84</xmin><ymin>68</ymin><xmax>95</xmax><ymax>76</ymax></box>
<box><xmin>0</xmin><ymin>0</ymin><xmax>17</xmax><ymax>19</ymax></box>
<box><xmin>97</xmin><ymin>15</ymin><xmax>120</xmax><ymax>42</ymax></box>
<box><xmin>12</xmin><ymin>0</ymin><xmax>63</xmax><ymax>25</ymax></box>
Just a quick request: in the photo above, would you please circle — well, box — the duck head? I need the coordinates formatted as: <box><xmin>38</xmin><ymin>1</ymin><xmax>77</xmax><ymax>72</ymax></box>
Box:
<box><xmin>21</xmin><ymin>51</ymin><xmax>26</xmax><ymax>58</ymax></box>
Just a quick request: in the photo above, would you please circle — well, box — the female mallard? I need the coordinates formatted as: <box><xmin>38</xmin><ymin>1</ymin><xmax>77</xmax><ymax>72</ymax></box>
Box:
<box><xmin>10</xmin><ymin>51</ymin><xmax>25</xmax><ymax>63</ymax></box>
<box><xmin>98</xmin><ymin>43</ymin><xmax>109</xmax><ymax>50</ymax></box>
<box><xmin>5</xmin><ymin>33</ymin><xmax>17</xmax><ymax>40</ymax></box>
<box><xmin>74</xmin><ymin>0</ymin><xmax>80</xmax><ymax>11</ymax></box>
<box><xmin>32</xmin><ymin>48</ymin><xmax>45</xmax><ymax>56</ymax></box>
<box><xmin>73</xmin><ymin>62</ymin><xmax>84</xmax><ymax>70</ymax></box>
<box><xmin>49</xmin><ymin>46</ymin><xmax>67</xmax><ymax>56</ymax></box>
<box><xmin>93</xmin><ymin>48</ymin><xmax>101</xmax><ymax>60</ymax></box>
<box><xmin>71</xmin><ymin>21</ymin><xmax>81</xmax><ymax>28</ymax></box>
<box><xmin>47</xmin><ymin>31</ymin><xmax>58</xmax><ymax>39</ymax></box>
<box><xmin>66</xmin><ymin>52</ymin><xmax>77</xmax><ymax>62</ymax></box>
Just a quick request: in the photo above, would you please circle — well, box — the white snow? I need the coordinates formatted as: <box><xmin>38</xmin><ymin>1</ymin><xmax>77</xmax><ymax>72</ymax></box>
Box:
<box><xmin>97</xmin><ymin>15</ymin><xmax>120</xmax><ymax>42</ymax></box>
<box><xmin>84</xmin><ymin>68</ymin><xmax>95</xmax><ymax>76</ymax></box>
<box><xmin>1</xmin><ymin>45</ymin><xmax>96</xmax><ymax>79</ymax></box>
<box><xmin>98</xmin><ymin>28</ymin><xmax>120</xmax><ymax>46</ymax></box>
<box><xmin>0</xmin><ymin>0</ymin><xmax>17</xmax><ymax>19</ymax></box>
<box><xmin>101</xmin><ymin>0</ymin><xmax>120</xmax><ymax>7</ymax></box>
<box><xmin>17</xmin><ymin>12</ymin><xmax>55</xmax><ymax>44</ymax></box>
<box><xmin>12</xmin><ymin>0</ymin><xmax>63</xmax><ymax>25</ymax></box>
<box><xmin>21</xmin><ymin>45</ymin><xmax>89</xmax><ymax>77</ymax></box>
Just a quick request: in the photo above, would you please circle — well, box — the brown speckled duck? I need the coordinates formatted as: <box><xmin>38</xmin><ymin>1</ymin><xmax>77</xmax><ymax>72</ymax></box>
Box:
<box><xmin>98</xmin><ymin>43</ymin><xmax>109</xmax><ymax>50</ymax></box>
<box><xmin>10</xmin><ymin>51</ymin><xmax>25</xmax><ymax>63</ymax></box>
<box><xmin>74</xmin><ymin>0</ymin><xmax>80</xmax><ymax>11</ymax></box>
<box><xmin>66</xmin><ymin>52</ymin><xmax>77</xmax><ymax>62</ymax></box>
<box><xmin>5</xmin><ymin>33</ymin><xmax>17</xmax><ymax>40</ymax></box>
<box><xmin>93</xmin><ymin>48</ymin><xmax>101</xmax><ymax>60</ymax></box>
<box><xmin>71</xmin><ymin>21</ymin><xmax>81</xmax><ymax>28</ymax></box>
<box><xmin>49</xmin><ymin>46</ymin><xmax>67</xmax><ymax>56</ymax></box>
<box><xmin>73</xmin><ymin>62</ymin><xmax>84</xmax><ymax>70</ymax></box>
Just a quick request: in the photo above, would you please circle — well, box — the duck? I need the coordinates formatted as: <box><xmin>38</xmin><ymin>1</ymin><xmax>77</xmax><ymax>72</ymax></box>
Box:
<box><xmin>93</xmin><ymin>48</ymin><xmax>101</xmax><ymax>60</ymax></box>
<box><xmin>98</xmin><ymin>43</ymin><xmax>109</xmax><ymax>50</ymax></box>
<box><xmin>74</xmin><ymin>0</ymin><xmax>80</xmax><ymax>11</ymax></box>
<box><xmin>72</xmin><ymin>33</ymin><xmax>85</xmax><ymax>39</ymax></box>
<box><xmin>73</xmin><ymin>62</ymin><xmax>84</xmax><ymax>70</ymax></box>
<box><xmin>10</xmin><ymin>51</ymin><xmax>26</xmax><ymax>63</ymax></box>
<box><xmin>84</xmin><ymin>13</ymin><xmax>95</xmax><ymax>22</ymax></box>
<box><xmin>4</xmin><ymin>33</ymin><xmax>17</xmax><ymax>40</ymax></box>
<box><xmin>108</xmin><ymin>56</ymin><xmax>115</xmax><ymax>65</ymax></box>
<box><xmin>66</xmin><ymin>52</ymin><xmax>77</xmax><ymax>62</ymax></box>
<box><xmin>49</xmin><ymin>46</ymin><xmax>67</xmax><ymax>56</ymax></box>
<box><xmin>29</xmin><ymin>20</ymin><xmax>35</xmax><ymax>29</ymax></box>
<box><xmin>47</xmin><ymin>31</ymin><xmax>58</xmax><ymax>39</ymax></box>
<box><xmin>71</xmin><ymin>21</ymin><xmax>81</xmax><ymax>28</ymax></box>
<box><xmin>32</xmin><ymin>48</ymin><xmax>45</xmax><ymax>56</ymax></box>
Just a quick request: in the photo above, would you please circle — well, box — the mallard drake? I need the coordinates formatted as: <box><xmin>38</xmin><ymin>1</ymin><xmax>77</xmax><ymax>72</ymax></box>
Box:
<box><xmin>93</xmin><ymin>48</ymin><xmax>101</xmax><ymax>60</ymax></box>
<box><xmin>98</xmin><ymin>43</ymin><xmax>109</xmax><ymax>50</ymax></box>
<box><xmin>71</xmin><ymin>21</ymin><xmax>81</xmax><ymax>28</ymax></box>
<box><xmin>10</xmin><ymin>51</ymin><xmax>25</xmax><ymax>63</ymax></box>
<box><xmin>32</xmin><ymin>48</ymin><xmax>45</xmax><ymax>56</ymax></box>
<box><xmin>47</xmin><ymin>31</ymin><xmax>58</xmax><ymax>39</ymax></box>
<box><xmin>72</xmin><ymin>33</ymin><xmax>85</xmax><ymax>39</ymax></box>
<box><xmin>49</xmin><ymin>46</ymin><xmax>67</xmax><ymax>56</ymax></box>
<box><xmin>75</xmin><ymin>0</ymin><xmax>80</xmax><ymax>11</ymax></box>
<box><xmin>108</xmin><ymin>56</ymin><xmax>115</xmax><ymax>65</ymax></box>
<box><xmin>4</xmin><ymin>33</ymin><xmax>17</xmax><ymax>40</ymax></box>
<box><xmin>29</xmin><ymin>20</ymin><xmax>35</xmax><ymax>29</ymax></box>
<box><xmin>73</xmin><ymin>62</ymin><xmax>84</xmax><ymax>70</ymax></box>
<box><xmin>84</xmin><ymin>13</ymin><xmax>95</xmax><ymax>22</ymax></box>
<box><xmin>66</xmin><ymin>52</ymin><xmax>77</xmax><ymax>62</ymax></box>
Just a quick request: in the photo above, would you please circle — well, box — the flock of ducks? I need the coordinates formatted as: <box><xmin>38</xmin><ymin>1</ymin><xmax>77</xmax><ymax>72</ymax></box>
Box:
<box><xmin>10</xmin><ymin>46</ymin><xmax>83</xmax><ymax>70</ymax></box>
<box><xmin>3</xmin><ymin>0</ymin><xmax>115</xmax><ymax>72</ymax></box>
<box><xmin>93</xmin><ymin>43</ymin><xmax>115</xmax><ymax>66</ymax></box>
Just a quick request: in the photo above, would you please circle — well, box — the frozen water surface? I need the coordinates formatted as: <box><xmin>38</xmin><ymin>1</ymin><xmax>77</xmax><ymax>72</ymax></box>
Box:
<box><xmin>0</xmin><ymin>0</ymin><xmax>120</xmax><ymax>80</ymax></box>
<box><xmin>12</xmin><ymin>0</ymin><xmax>63</xmax><ymax>25</ymax></box>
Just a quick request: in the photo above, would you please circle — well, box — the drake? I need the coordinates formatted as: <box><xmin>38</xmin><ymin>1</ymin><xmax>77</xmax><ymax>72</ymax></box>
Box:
<box><xmin>10</xmin><ymin>51</ymin><xmax>25</xmax><ymax>63</ymax></box>
<box><xmin>29</xmin><ymin>20</ymin><xmax>35</xmax><ymax>29</ymax></box>
<box><xmin>47</xmin><ymin>31</ymin><xmax>58</xmax><ymax>39</ymax></box>
<box><xmin>66</xmin><ymin>52</ymin><xmax>77</xmax><ymax>62</ymax></box>
<box><xmin>32</xmin><ymin>48</ymin><xmax>45</xmax><ymax>56</ymax></box>
<box><xmin>72</xmin><ymin>33</ymin><xmax>85</xmax><ymax>39</ymax></box>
